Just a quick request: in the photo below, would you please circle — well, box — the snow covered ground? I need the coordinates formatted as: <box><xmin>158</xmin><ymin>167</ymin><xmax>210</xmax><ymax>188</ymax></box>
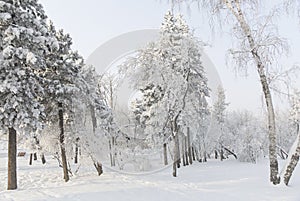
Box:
<box><xmin>0</xmin><ymin>141</ymin><xmax>299</xmax><ymax>201</ymax></box>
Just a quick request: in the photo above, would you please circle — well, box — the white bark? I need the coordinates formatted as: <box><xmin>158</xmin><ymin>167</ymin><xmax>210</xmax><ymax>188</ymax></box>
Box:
<box><xmin>224</xmin><ymin>0</ymin><xmax>280</xmax><ymax>184</ymax></box>
<box><xmin>282</xmin><ymin>124</ymin><xmax>300</xmax><ymax>185</ymax></box>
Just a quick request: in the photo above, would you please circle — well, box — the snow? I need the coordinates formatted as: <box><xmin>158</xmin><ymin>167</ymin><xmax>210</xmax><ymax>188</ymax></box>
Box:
<box><xmin>0</xmin><ymin>140</ymin><xmax>299</xmax><ymax>201</ymax></box>
<box><xmin>26</xmin><ymin>52</ymin><xmax>37</xmax><ymax>64</ymax></box>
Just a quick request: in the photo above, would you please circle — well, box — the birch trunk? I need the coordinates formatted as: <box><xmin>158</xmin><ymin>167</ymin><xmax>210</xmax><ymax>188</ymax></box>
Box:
<box><xmin>224</xmin><ymin>0</ymin><xmax>280</xmax><ymax>184</ymax></box>
<box><xmin>283</xmin><ymin>124</ymin><xmax>300</xmax><ymax>185</ymax></box>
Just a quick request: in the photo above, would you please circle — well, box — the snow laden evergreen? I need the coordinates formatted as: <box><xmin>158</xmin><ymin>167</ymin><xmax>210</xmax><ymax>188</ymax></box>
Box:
<box><xmin>210</xmin><ymin>86</ymin><xmax>230</xmax><ymax>160</ymax></box>
<box><xmin>40</xmin><ymin>24</ymin><xmax>110</xmax><ymax>180</ymax></box>
<box><xmin>0</xmin><ymin>0</ymin><xmax>58</xmax><ymax>190</ymax></box>
<box><xmin>121</xmin><ymin>11</ymin><xmax>209</xmax><ymax>176</ymax></box>
<box><xmin>42</xmin><ymin>25</ymin><xmax>85</xmax><ymax>182</ymax></box>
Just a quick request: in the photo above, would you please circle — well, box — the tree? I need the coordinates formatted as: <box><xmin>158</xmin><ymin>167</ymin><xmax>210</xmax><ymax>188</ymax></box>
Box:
<box><xmin>74</xmin><ymin>65</ymin><xmax>111</xmax><ymax>176</ymax></box>
<box><xmin>225</xmin><ymin>110</ymin><xmax>266</xmax><ymax>163</ymax></box>
<box><xmin>0</xmin><ymin>0</ymin><xmax>57</xmax><ymax>190</ymax></box>
<box><xmin>43</xmin><ymin>26</ymin><xmax>84</xmax><ymax>182</ymax></box>
<box><xmin>173</xmin><ymin>0</ymin><xmax>288</xmax><ymax>184</ymax></box>
<box><xmin>121</xmin><ymin>11</ymin><xmax>209</xmax><ymax>176</ymax></box>
<box><xmin>211</xmin><ymin>86</ymin><xmax>229</xmax><ymax>160</ymax></box>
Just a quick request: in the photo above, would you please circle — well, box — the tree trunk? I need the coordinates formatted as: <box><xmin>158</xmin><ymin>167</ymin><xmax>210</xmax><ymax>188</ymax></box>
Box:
<box><xmin>74</xmin><ymin>138</ymin><xmax>79</xmax><ymax>164</ymax></box>
<box><xmin>94</xmin><ymin>162</ymin><xmax>103</xmax><ymax>176</ymax></box>
<box><xmin>33</xmin><ymin>153</ymin><xmax>37</xmax><ymax>161</ymax></box>
<box><xmin>90</xmin><ymin>105</ymin><xmax>97</xmax><ymax>133</ymax></box>
<box><xmin>220</xmin><ymin>148</ymin><xmax>225</xmax><ymax>161</ymax></box>
<box><xmin>215</xmin><ymin>150</ymin><xmax>218</xmax><ymax>159</ymax></box>
<box><xmin>8</xmin><ymin>127</ymin><xmax>17</xmax><ymax>190</ymax></box>
<box><xmin>203</xmin><ymin>151</ymin><xmax>207</xmax><ymax>162</ymax></box>
<box><xmin>175</xmin><ymin>131</ymin><xmax>181</xmax><ymax>168</ymax></box>
<box><xmin>182</xmin><ymin>138</ymin><xmax>186</xmax><ymax>166</ymax></box>
<box><xmin>225</xmin><ymin>1</ymin><xmax>280</xmax><ymax>184</ymax></box>
<box><xmin>109</xmin><ymin>136</ymin><xmax>116</xmax><ymax>167</ymax></box>
<box><xmin>41</xmin><ymin>154</ymin><xmax>46</xmax><ymax>164</ymax></box>
<box><xmin>184</xmin><ymin>136</ymin><xmax>189</xmax><ymax>166</ymax></box>
<box><xmin>187</xmin><ymin>128</ymin><xmax>193</xmax><ymax>165</ymax></box>
<box><xmin>192</xmin><ymin>146</ymin><xmax>196</xmax><ymax>161</ymax></box>
<box><xmin>172</xmin><ymin>130</ymin><xmax>180</xmax><ymax>177</ymax></box>
<box><xmin>172</xmin><ymin>159</ymin><xmax>177</xmax><ymax>177</ymax></box>
<box><xmin>163</xmin><ymin>143</ymin><xmax>168</xmax><ymax>165</ymax></box>
<box><xmin>29</xmin><ymin>153</ymin><xmax>33</xmax><ymax>165</ymax></box>
<box><xmin>58</xmin><ymin>102</ymin><xmax>69</xmax><ymax>182</ymax></box>
<box><xmin>195</xmin><ymin>147</ymin><xmax>201</xmax><ymax>162</ymax></box>
<box><xmin>283</xmin><ymin>124</ymin><xmax>300</xmax><ymax>185</ymax></box>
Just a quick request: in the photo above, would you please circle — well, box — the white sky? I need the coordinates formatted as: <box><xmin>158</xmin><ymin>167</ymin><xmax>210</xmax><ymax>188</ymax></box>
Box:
<box><xmin>39</xmin><ymin>0</ymin><xmax>300</xmax><ymax>113</ymax></box>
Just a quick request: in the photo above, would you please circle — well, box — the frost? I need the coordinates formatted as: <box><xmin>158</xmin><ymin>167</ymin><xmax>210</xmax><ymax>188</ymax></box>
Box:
<box><xmin>0</xmin><ymin>12</ymin><xmax>11</xmax><ymax>22</ymax></box>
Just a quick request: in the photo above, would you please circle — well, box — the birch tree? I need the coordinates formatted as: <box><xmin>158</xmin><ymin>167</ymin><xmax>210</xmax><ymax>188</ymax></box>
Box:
<box><xmin>173</xmin><ymin>0</ymin><xmax>288</xmax><ymax>184</ymax></box>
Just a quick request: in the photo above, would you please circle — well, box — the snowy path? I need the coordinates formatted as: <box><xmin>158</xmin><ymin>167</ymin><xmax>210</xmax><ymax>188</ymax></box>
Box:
<box><xmin>0</xmin><ymin>152</ymin><xmax>299</xmax><ymax>201</ymax></box>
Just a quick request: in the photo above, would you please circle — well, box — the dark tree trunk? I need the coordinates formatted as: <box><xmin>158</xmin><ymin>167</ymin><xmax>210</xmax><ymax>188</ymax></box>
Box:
<box><xmin>33</xmin><ymin>153</ymin><xmax>37</xmax><ymax>161</ymax></box>
<box><xmin>29</xmin><ymin>153</ymin><xmax>33</xmax><ymax>165</ymax></box>
<box><xmin>203</xmin><ymin>151</ymin><xmax>207</xmax><ymax>162</ymax></box>
<box><xmin>8</xmin><ymin>127</ymin><xmax>17</xmax><ymax>190</ymax></box>
<box><xmin>220</xmin><ymin>148</ymin><xmax>225</xmax><ymax>161</ymax></box>
<box><xmin>74</xmin><ymin>137</ymin><xmax>79</xmax><ymax>164</ymax></box>
<box><xmin>41</xmin><ymin>154</ymin><xmax>46</xmax><ymax>164</ymax></box>
<box><xmin>192</xmin><ymin>146</ymin><xmax>196</xmax><ymax>161</ymax></box>
<box><xmin>58</xmin><ymin>102</ymin><xmax>69</xmax><ymax>182</ymax></box>
<box><xmin>94</xmin><ymin>162</ymin><xmax>103</xmax><ymax>176</ymax></box>
<box><xmin>163</xmin><ymin>143</ymin><xmax>168</xmax><ymax>165</ymax></box>
<box><xmin>215</xmin><ymin>150</ymin><xmax>218</xmax><ymax>159</ymax></box>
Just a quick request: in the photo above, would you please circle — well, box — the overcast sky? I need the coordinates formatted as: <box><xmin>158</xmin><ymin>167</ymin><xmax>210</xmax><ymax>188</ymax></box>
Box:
<box><xmin>39</xmin><ymin>0</ymin><xmax>300</xmax><ymax>113</ymax></box>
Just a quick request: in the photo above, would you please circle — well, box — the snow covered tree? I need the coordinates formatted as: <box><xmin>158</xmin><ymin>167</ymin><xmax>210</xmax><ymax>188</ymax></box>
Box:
<box><xmin>121</xmin><ymin>11</ymin><xmax>209</xmax><ymax>176</ymax></box>
<box><xmin>211</xmin><ymin>86</ymin><xmax>229</xmax><ymax>160</ymax></box>
<box><xmin>43</xmin><ymin>25</ymin><xmax>84</xmax><ymax>182</ymax></box>
<box><xmin>73</xmin><ymin>65</ymin><xmax>112</xmax><ymax>176</ymax></box>
<box><xmin>226</xmin><ymin>111</ymin><xmax>266</xmax><ymax>163</ymax></box>
<box><xmin>0</xmin><ymin>0</ymin><xmax>57</xmax><ymax>190</ymax></box>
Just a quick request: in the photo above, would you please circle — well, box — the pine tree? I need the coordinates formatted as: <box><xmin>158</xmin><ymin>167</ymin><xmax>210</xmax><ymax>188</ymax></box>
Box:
<box><xmin>211</xmin><ymin>86</ymin><xmax>229</xmax><ymax>160</ymax></box>
<box><xmin>43</xmin><ymin>26</ymin><xmax>84</xmax><ymax>182</ymax></box>
<box><xmin>0</xmin><ymin>0</ymin><xmax>57</xmax><ymax>190</ymax></box>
